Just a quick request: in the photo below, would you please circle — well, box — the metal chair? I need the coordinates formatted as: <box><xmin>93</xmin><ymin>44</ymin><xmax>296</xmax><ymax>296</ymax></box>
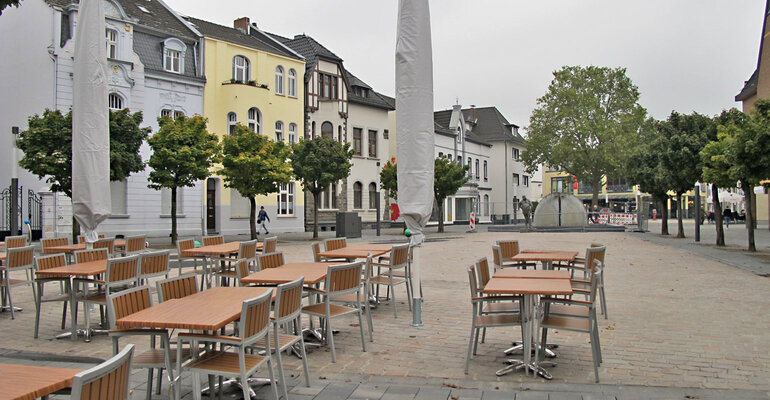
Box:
<box><xmin>41</xmin><ymin>237</ymin><xmax>70</xmax><ymax>254</ymax></box>
<box><xmin>33</xmin><ymin>253</ymin><xmax>72</xmax><ymax>338</ymax></box>
<box><xmin>77</xmin><ymin>234</ymin><xmax>105</xmax><ymax>244</ymax></box>
<box><xmin>562</xmin><ymin>245</ymin><xmax>607</xmax><ymax>318</ymax></box>
<box><xmin>370</xmin><ymin>243</ymin><xmax>411</xmax><ymax>318</ymax></box>
<box><xmin>256</xmin><ymin>252</ymin><xmax>285</xmax><ymax>271</ymax></box>
<box><xmin>156</xmin><ymin>274</ymin><xmax>198</xmax><ymax>303</ymax></box>
<box><xmin>174</xmin><ymin>239</ymin><xmax>205</xmax><ymax>286</ymax></box>
<box><xmin>311</xmin><ymin>241</ymin><xmax>344</xmax><ymax>263</ymax></box>
<box><xmin>70</xmin><ymin>343</ymin><xmax>135</xmax><ymax>400</ymax></box>
<box><xmin>215</xmin><ymin>240</ymin><xmax>258</xmax><ymax>285</ymax></box>
<box><xmin>74</xmin><ymin>248</ymin><xmax>109</xmax><ymax>264</ymax></box>
<box><xmin>302</xmin><ymin>262</ymin><xmax>367</xmax><ymax>363</ymax></box>
<box><xmin>180</xmin><ymin>290</ymin><xmax>279</xmax><ymax>400</ymax></box>
<box><xmin>202</xmin><ymin>235</ymin><xmax>224</xmax><ymax>246</ymax></box>
<box><xmin>323</xmin><ymin>238</ymin><xmax>346</xmax><ymax>251</ymax></box>
<box><xmin>93</xmin><ymin>238</ymin><xmax>116</xmax><ymax>257</ymax></box>
<box><xmin>262</xmin><ymin>236</ymin><xmax>278</xmax><ymax>253</ymax></box>
<box><xmin>496</xmin><ymin>240</ymin><xmax>535</xmax><ymax>269</ymax></box>
<box><xmin>464</xmin><ymin>264</ymin><xmax>522</xmax><ymax>374</ymax></box>
<box><xmin>4</xmin><ymin>235</ymin><xmax>27</xmax><ymax>249</ymax></box>
<box><xmin>123</xmin><ymin>235</ymin><xmax>148</xmax><ymax>256</ymax></box>
<box><xmin>1</xmin><ymin>246</ymin><xmax>35</xmax><ymax>319</ymax></box>
<box><xmin>139</xmin><ymin>250</ymin><xmax>170</xmax><ymax>288</ymax></box>
<box><xmin>331</xmin><ymin>255</ymin><xmax>374</xmax><ymax>341</ymax></box>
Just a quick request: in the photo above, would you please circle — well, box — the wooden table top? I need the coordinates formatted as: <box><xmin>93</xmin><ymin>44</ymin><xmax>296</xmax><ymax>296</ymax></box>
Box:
<box><xmin>35</xmin><ymin>259</ymin><xmax>107</xmax><ymax>278</ymax></box>
<box><xmin>45</xmin><ymin>239</ymin><xmax>126</xmax><ymax>254</ymax></box>
<box><xmin>484</xmin><ymin>277</ymin><xmax>573</xmax><ymax>296</ymax></box>
<box><xmin>241</xmin><ymin>262</ymin><xmax>330</xmax><ymax>285</ymax></box>
<box><xmin>116</xmin><ymin>286</ymin><xmax>271</xmax><ymax>331</ymax></box>
<box><xmin>344</xmin><ymin>243</ymin><xmax>396</xmax><ymax>252</ymax></box>
<box><xmin>0</xmin><ymin>363</ymin><xmax>81</xmax><ymax>400</ymax></box>
<box><xmin>509</xmin><ymin>251</ymin><xmax>578</xmax><ymax>263</ymax></box>
<box><xmin>317</xmin><ymin>247</ymin><xmax>389</xmax><ymax>259</ymax></box>
<box><xmin>494</xmin><ymin>269</ymin><xmax>572</xmax><ymax>279</ymax></box>
<box><xmin>188</xmin><ymin>242</ymin><xmax>261</xmax><ymax>256</ymax></box>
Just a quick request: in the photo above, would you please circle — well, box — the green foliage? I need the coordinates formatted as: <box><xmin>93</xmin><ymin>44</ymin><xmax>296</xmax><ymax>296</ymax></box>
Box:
<box><xmin>17</xmin><ymin>108</ymin><xmax>149</xmax><ymax>198</ymax></box>
<box><xmin>147</xmin><ymin>115</ymin><xmax>220</xmax><ymax>190</ymax></box>
<box><xmin>702</xmin><ymin>109</ymin><xmax>746</xmax><ymax>189</ymax></box>
<box><xmin>625</xmin><ymin>118</ymin><xmax>671</xmax><ymax>235</ymax></box>
<box><xmin>379</xmin><ymin>160</ymin><xmax>398</xmax><ymax>201</ymax></box>
<box><xmin>522</xmin><ymin>65</ymin><xmax>647</xmax><ymax>204</ymax></box>
<box><xmin>433</xmin><ymin>158</ymin><xmax>469</xmax><ymax>233</ymax></box>
<box><xmin>220</xmin><ymin>124</ymin><xmax>292</xmax><ymax>239</ymax></box>
<box><xmin>290</xmin><ymin>136</ymin><xmax>353</xmax><ymax>237</ymax></box>
<box><xmin>0</xmin><ymin>0</ymin><xmax>22</xmax><ymax>16</ymax></box>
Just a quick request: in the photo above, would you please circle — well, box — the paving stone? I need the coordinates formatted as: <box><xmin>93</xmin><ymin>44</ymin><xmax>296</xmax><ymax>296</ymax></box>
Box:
<box><xmin>414</xmin><ymin>387</ymin><xmax>451</xmax><ymax>400</ymax></box>
<box><xmin>314</xmin><ymin>382</ymin><xmax>359</xmax><ymax>400</ymax></box>
<box><xmin>349</xmin><ymin>383</ymin><xmax>388</xmax><ymax>399</ymax></box>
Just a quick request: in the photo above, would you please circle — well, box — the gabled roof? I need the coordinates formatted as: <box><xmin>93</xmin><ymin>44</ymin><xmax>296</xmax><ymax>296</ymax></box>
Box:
<box><xmin>458</xmin><ymin>106</ymin><xmax>524</xmax><ymax>144</ymax></box>
<box><xmin>47</xmin><ymin>0</ymin><xmax>199</xmax><ymax>40</ymax></box>
<box><xmin>736</xmin><ymin>69</ymin><xmax>758</xmax><ymax>101</ymax></box>
<box><xmin>344</xmin><ymin>70</ymin><xmax>394</xmax><ymax>111</ymax></box>
<box><xmin>185</xmin><ymin>17</ymin><xmax>301</xmax><ymax>60</ymax></box>
<box><xmin>434</xmin><ymin>109</ymin><xmax>492</xmax><ymax>147</ymax></box>
<box><xmin>268</xmin><ymin>33</ymin><xmax>343</xmax><ymax>67</ymax></box>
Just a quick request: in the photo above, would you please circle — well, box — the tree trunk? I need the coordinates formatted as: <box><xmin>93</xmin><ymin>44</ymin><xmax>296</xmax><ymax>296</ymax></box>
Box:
<box><xmin>591</xmin><ymin>182</ymin><xmax>600</xmax><ymax>207</ymax></box>
<box><xmin>249</xmin><ymin>196</ymin><xmax>257</xmax><ymax>240</ymax></box>
<box><xmin>171</xmin><ymin>186</ymin><xmax>178</xmax><ymax>245</ymax></box>
<box><xmin>437</xmin><ymin>198</ymin><xmax>445</xmax><ymax>233</ymax></box>
<box><xmin>660</xmin><ymin>196</ymin><xmax>669</xmax><ymax>236</ymax></box>
<box><xmin>72</xmin><ymin>216</ymin><xmax>80</xmax><ymax>244</ymax></box>
<box><xmin>676</xmin><ymin>192</ymin><xmax>685</xmax><ymax>238</ymax></box>
<box><xmin>711</xmin><ymin>184</ymin><xmax>725</xmax><ymax>246</ymax></box>
<box><xmin>741</xmin><ymin>180</ymin><xmax>756</xmax><ymax>252</ymax></box>
<box><xmin>313</xmin><ymin>192</ymin><xmax>319</xmax><ymax>239</ymax></box>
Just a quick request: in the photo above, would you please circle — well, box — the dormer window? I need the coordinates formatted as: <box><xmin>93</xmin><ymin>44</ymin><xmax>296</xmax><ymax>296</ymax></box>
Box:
<box><xmin>232</xmin><ymin>56</ymin><xmax>249</xmax><ymax>82</ymax></box>
<box><xmin>105</xmin><ymin>28</ymin><xmax>117</xmax><ymax>59</ymax></box>
<box><xmin>353</xmin><ymin>86</ymin><xmax>368</xmax><ymax>97</ymax></box>
<box><xmin>162</xmin><ymin>38</ymin><xmax>187</xmax><ymax>74</ymax></box>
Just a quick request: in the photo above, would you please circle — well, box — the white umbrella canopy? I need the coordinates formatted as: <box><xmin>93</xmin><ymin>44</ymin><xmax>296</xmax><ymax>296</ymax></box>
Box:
<box><xmin>396</xmin><ymin>0</ymin><xmax>434</xmax><ymax>326</ymax></box>
<box><xmin>72</xmin><ymin>0</ymin><xmax>111</xmax><ymax>243</ymax></box>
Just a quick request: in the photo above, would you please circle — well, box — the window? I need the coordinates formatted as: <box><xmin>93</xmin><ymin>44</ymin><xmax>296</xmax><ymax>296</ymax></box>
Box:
<box><xmin>483</xmin><ymin>161</ymin><xmax>488</xmax><ymax>181</ymax></box>
<box><xmin>523</xmin><ymin>175</ymin><xmax>529</xmax><ymax>187</ymax></box>
<box><xmin>310</xmin><ymin>121</ymin><xmax>315</xmax><ymax>139</ymax></box>
<box><xmin>278</xmin><ymin>183</ymin><xmax>294</xmax><ymax>215</ymax></box>
<box><xmin>353</xmin><ymin>128</ymin><xmax>362</xmax><ymax>155</ymax></box>
<box><xmin>512</xmin><ymin>148</ymin><xmax>520</xmax><ymax>160</ymax></box>
<box><xmin>275</xmin><ymin>121</ymin><xmax>284</xmax><ymax>141</ymax></box>
<box><xmin>475</xmin><ymin>159</ymin><xmax>480</xmax><ymax>179</ymax></box>
<box><xmin>513</xmin><ymin>173</ymin><xmax>520</xmax><ymax>186</ymax></box>
<box><xmin>108</xmin><ymin>93</ymin><xmax>123</xmax><ymax>110</ymax></box>
<box><xmin>174</xmin><ymin>110</ymin><xmax>184</xmax><ymax>119</ymax></box>
<box><xmin>438</xmin><ymin>152</ymin><xmax>444</xmax><ymax>158</ymax></box>
<box><xmin>319</xmin><ymin>72</ymin><xmax>338</xmax><ymax>99</ymax></box>
<box><xmin>160</xmin><ymin>109</ymin><xmax>185</xmax><ymax>120</ymax></box>
<box><xmin>288</xmin><ymin>123</ymin><xmax>297</xmax><ymax>144</ymax></box>
<box><xmin>275</xmin><ymin>66</ymin><xmax>284</xmax><ymax>95</ymax></box>
<box><xmin>227</xmin><ymin>112</ymin><xmax>237</xmax><ymax>135</ymax></box>
<box><xmin>447</xmin><ymin>154</ymin><xmax>452</xmax><ymax>161</ymax></box>
<box><xmin>468</xmin><ymin>157</ymin><xmax>472</xmax><ymax>177</ymax></box>
<box><xmin>106</xmin><ymin>28</ymin><xmax>117</xmax><ymax>58</ymax></box>
<box><xmin>247</xmin><ymin>107</ymin><xmax>261</xmax><ymax>133</ymax></box>
<box><xmin>353</xmin><ymin>182</ymin><xmax>363</xmax><ymax>209</ymax></box>
<box><xmin>161</xmin><ymin>187</ymin><xmax>183</xmax><ymax>215</ymax></box>
<box><xmin>321</xmin><ymin>121</ymin><xmax>333</xmax><ymax>139</ymax></box>
<box><xmin>233</xmin><ymin>56</ymin><xmax>249</xmax><ymax>82</ymax></box>
<box><xmin>368</xmin><ymin>182</ymin><xmax>377</xmax><ymax>209</ymax></box>
<box><xmin>338</xmin><ymin>126</ymin><xmax>342</xmax><ymax>142</ymax></box>
<box><xmin>483</xmin><ymin>194</ymin><xmax>490</xmax><ymax>216</ymax></box>
<box><xmin>319</xmin><ymin>183</ymin><xmax>338</xmax><ymax>209</ymax></box>
<box><xmin>164</xmin><ymin>48</ymin><xmax>181</xmax><ymax>73</ymax></box>
<box><xmin>110</xmin><ymin>180</ymin><xmax>127</xmax><ymax>215</ymax></box>
<box><xmin>383</xmin><ymin>129</ymin><xmax>389</xmax><ymax>139</ymax></box>
<box><xmin>287</xmin><ymin>69</ymin><xmax>297</xmax><ymax>97</ymax></box>
<box><xmin>368</xmin><ymin>130</ymin><xmax>377</xmax><ymax>158</ymax></box>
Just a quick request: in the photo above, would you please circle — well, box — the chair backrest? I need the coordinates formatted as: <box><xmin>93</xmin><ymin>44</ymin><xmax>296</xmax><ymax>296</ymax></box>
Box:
<box><xmin>70</xmin><ymin>344</ymin><xmax>134</xmax><ymax>400</ymax></box>
<box><xmin>588</xmin><ymin>259</ymin><xmax>604</xmax><ymax>304</ymax></box>
<box><xmin>324</xmin><ymin>237</ymin><xmax>346</xmax><ymax>251</ymax></box>
<box><xmin>239</xmin><ymin>240</ymin><xmax>258</xmax><ymax>263</ymax></box>
<box><xmin>6</xmin><ymin>246</ymin><xmax>34</xmax><ymax>269</ymax></box>
<box><xmin>202</xmin><ymin>235</ymin><xmax>224</xmax><ymax>246</ymax></box>
<box><xmin>311</xmin><ymin>242</ymin><xmax>323</xmax><ymax>262</ymax></box>
<box><xmin>77</xmin><ymin>234</ymin><xmax>104</xmax><ymax>244</ymax></box>
<box><xmin>235</xmin><ymin>258</ymin><xmax>252</xmax><ymax>286</ymax></box>
<box><xmin>491</xmin><ymin>245</ymin><xmax>503</xmax><ymax>270</ymax></box>
<box><xmin>124</xmin><ymin>235</ymin><xmax>146</xmax><ymax>254</ymax></box>
<box><xmin>106</xmin><ymin>286</ymin><xmax>152</xmax><ymax>330</ymax></box>
<box><xmin>387</xmin><ymin>243</ymin><xmax>410</xmax><ymax>269</ymax></box>
<box><xmin>93</xmin><ymin>238</ymin><xmax>115</xmax><ymax>255</ymax></box>
<box><xmin>239</xmin><ymin>290</ymin><xmax>273</xmax><ymax>344</ymax></box>
<box><xmin>35</xmin><ymin>253</ymin><xmax>68</xmax><ymax>272</ymax></box>
<box><xmin>176</xmin><ymin>238</ymin><xmax>196</xmax><ymax>258</ymax></box>
<box><xmin>139</xmin><ymin>250</ymin><xmax>169</xmax><ymax>280</ymax></box>
<box><xmin>263</xmin><ymin>236</ymin><xmax>278</xmax><ymax>253</ymax></box>
<box><xmin>41</xmin><ymin>237</ymin><xmax>69</xmax><ymax>253</ymax></box>
<box><xmin>584</xmin><ymin>245</ymin><xmax>606</xmax><ymax>275</ymax></box>
<box><xmin>4</xmin><ymin>235</ymin><xmax>27</xmax><ymax>249</ymax></box>
<box><xmin>105</xmin><ymin>255</ymin><xmax>140</xmax><ymax>288</ymax></box>
<box><xmin>273</xmin><ymin>276</ymin><xmax>305</xmax><ymax>323</ymax></box>
<box><xmin>324</xmin><ymin>261</ymin><xmax>364</xmax><ymax>297</ymax></box>
<box><xmin>156</xmin><ymin>274</ymin><xmax>198</xmax><ymax>302</ymax></box>
<box><xmin>475</xmin><ymin>257</ymin><xmax>491</xmax><ymax>288</ymax></box>
<box><xmin>467</xmin><ymin>264</ymin><xmax>481</xmax><ymax>299</ymax></box>
<box><xmin>496</xmin><ymin>240</ymin><xmax>520</xmax><ymax>258</ymax></box>
<box><xmin>75</xmin><ymin>248</ymin><xmax>109</xmax><ymax>264</ymax></box>
<box><xmin>256</xmin><ymin>252</ymin><xmax>284</xmax><ymax>270</ymax></box>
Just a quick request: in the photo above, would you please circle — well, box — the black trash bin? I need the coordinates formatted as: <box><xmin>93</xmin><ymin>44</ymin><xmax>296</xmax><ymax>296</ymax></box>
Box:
<box><xmin>336</xmin><ymin>212</ymin><xmax>362</xmax><ymax>238</ymax></box>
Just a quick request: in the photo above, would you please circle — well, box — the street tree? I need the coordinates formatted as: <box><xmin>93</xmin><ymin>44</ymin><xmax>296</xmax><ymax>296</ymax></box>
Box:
<box><xmin>434</xmin><ymin>157</ymin><xmax>470</xmax><ymax>233</ymax></box>
<box><xmin>147</xmin><ymin>115</ymin><xmax>220</xmax><ymax>244</ymax></box>
<box><xmin>17</xmin><ymin>108</ymin><xmax>149</xmax><ymax>240</ymax></box>
<box><xmin>657</xmin><ymin>112</ymin><xmax>715</xmax><ymax>238</ymax></box>
<box><xmin>220</xmin><ymin>124</ymin><xmax>292</xmax><ymax>239</ymax></box>
<box><xmin>0</xmin><ymin>0</ymin><xmax>21</xmax><ymax>15</ymax></box>
<box><xmin>290</xmin><ymin>136</ymin><xmax>354</xmax><ymax>238</ymax></box>
<box><xmin>379</xmin><ymin>160</ymin><xmax>398</xmax><ymax>201</ymax></box>
<box><xmin>521</xmin><ymin>65</ymin><xmax>647</xmax><ymax>206</ymax></box>
<box><xmin>713</xmin><ymin>100</ymin><xmax>770</xmax><ymax>251</ymax></box>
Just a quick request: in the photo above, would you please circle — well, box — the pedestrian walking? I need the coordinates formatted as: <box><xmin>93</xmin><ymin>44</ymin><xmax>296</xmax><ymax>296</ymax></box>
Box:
<box><xmin>257</xmin><ymin>206</ymin><xmax>270</xmax><ymax>235</ymax></box>
<box><xmin>723</xmin><ymin>207</ymin><xmax>731</xmax><ymax>228</ymax></box>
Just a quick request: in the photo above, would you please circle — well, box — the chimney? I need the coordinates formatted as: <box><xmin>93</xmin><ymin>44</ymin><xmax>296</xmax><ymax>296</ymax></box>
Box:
<box><xmin>234</xmin><ymin>17</ymin><xmax>249</xmax><ymax>33</ymax></box>
<box><xmin>470</xmin><ymin>105</ymin><xmax>477</xmax><ymax>122</ymax></box>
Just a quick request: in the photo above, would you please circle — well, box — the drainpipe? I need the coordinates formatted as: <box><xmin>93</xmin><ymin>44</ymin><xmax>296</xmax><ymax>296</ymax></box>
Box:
<box><xmin>504</xmin><ymin>141</ymin><xmax>509</xmax><ymax>214</ymax></box>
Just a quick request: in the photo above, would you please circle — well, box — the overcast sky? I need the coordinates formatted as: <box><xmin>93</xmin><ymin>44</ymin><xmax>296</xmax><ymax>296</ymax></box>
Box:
<box><xmin>164</xmin><ymin>0</ymin><xmax>764</xmax><ymax>132</ymax></box>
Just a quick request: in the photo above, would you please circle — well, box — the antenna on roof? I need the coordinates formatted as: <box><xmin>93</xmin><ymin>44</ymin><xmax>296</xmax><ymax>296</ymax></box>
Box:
<box><xmin>455</xmin><ymin>97</ymin><xmax>459</xmax><ymax>105</ymax></box>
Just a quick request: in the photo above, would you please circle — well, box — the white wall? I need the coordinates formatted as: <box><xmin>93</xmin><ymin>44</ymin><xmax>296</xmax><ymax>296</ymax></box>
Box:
<box><xmin>346</xmin><ymin>102</ymin><xmax>389</xmax><ymax>222</ymax></box>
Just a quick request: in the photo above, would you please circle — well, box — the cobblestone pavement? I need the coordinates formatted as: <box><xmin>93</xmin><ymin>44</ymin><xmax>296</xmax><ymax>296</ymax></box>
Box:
<box><xmin>2</xmin><ymin>229</ymin><xmax>769</xmax><ymax>398</ymax></box>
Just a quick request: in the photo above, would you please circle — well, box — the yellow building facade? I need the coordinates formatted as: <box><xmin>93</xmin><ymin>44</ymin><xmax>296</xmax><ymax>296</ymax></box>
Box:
<box><xmin>193</xmin><ymin>17</ymin><xmax>306</xmax><ymax>234</ymax></box>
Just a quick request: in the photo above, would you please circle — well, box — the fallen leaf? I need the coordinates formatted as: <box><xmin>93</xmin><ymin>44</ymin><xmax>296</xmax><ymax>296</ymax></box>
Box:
<box><xmin>318</xmin><ymin>376</ymin><xmax>326</xmax><ymax>380</ymax></box>
<box><xmin>606</xmin><ymin>326</ymin><xmax>615</xmax><ymax>330</ymax></box>
<box><xmin>684</xmin><ymin>396</ymin><xmax>700</xmax><ymax>399</ymax></box>
<box><xmin>350</xmin><ymin>323</ymin><xmax>360</xmax><ymax>327</ymax></box>
<box><xmin>450</xmin><ymin>396</ymin><xmax>459</xmax><ymax>400</ymax></box>
<box><xmin>409</xmin><ymin>335</ymin><xmax>417</xmax><ymax>338</ymax></box>
<box><xmin>442</xmin><ymin>382</ymin><xmax>478</xmax><ymax>390</ymax></box>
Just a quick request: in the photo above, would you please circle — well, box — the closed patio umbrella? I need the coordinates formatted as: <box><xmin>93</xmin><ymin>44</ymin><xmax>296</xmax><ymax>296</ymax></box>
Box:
<box><xmin>396</xmin><ymin>0</ymin><xmax>434</xmax><ymax>326</ymax></box>
<box><xmin>72</xmin><ymin>0</ymin><xmax>111</xmax><ymax>243</ymax></box>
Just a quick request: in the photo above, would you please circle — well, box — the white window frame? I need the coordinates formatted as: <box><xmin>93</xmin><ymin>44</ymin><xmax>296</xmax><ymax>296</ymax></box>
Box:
<box><xmin>277</xmin><ymin>183</ymin><xmax>294</xmax><ymax>216</ymax></box>
<box><xmin>368</xmin><ymin>182</ymin><xmax>377</xmax><ymax>209</ymax></box>
<box><xmin>227</xmin><ymin>112</ymin><xmax>237</xmax><ymax>135</ymax></box>
<box><xmin>275</xmin><ymin>121</ymin><xmax>284</xmax><ymax>142</ymax></box>
<box><xmin>275</xmin><ymin>66</ymin><xmax>284</xmax><ymax>95</ymax></box>
<box><xmin>247</xmin><ymin>107</ymin><xmax>261</xmax><ymax>133</ymax></box>
<box><xmin>288</xmin><ymin>123</ymin><xmax>297</xmax><ymax>144</ymax></box>
<box><xmin>353</xmin><ymin>181</ymin><xmax>363</xmax><ymax>209</ymax></box>
<box><xmin>108</xmin><ymin>92</ymin><xmax>124</xmax><ymax>110</ymax></box>
<box><xmin>162</xmin><ymin>38</ymin><xmax>186</xmax><ymax>74</ymax></box>
<box><xmin>319</xmin><ymin>183</ymin><xmax>338</xmax><ymax>210</ymax></box>
<box><xmin>106</xmin><ymin>28</ymin><xmax>117</xmax><ymax>59</ymax></box>
<box><xmin>287</xmin><ymin>68</ymin><xmax>297</xmax><ymax>97</ymax></box>
<box><xmin>233</xmin><ymin>55</ymin><xmax>249</xmax><ymax>82</ymax></box>
<box><xmin>483</xmin><ymin>160</ymin><xmax>488</xmax><ymax>181</ymax></box>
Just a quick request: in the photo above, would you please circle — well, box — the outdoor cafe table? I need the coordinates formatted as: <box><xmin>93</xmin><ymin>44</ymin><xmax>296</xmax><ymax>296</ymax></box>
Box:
<box><xmin>316</xmin><ymin>246</ymin><xmax>389</xmax><ymax>260</ymax></box>
<box><xmin>0</xmin><ymin>363</ymin><xmax>81</xmax><ymax>400</ymax></box>
<box><xmin>34</xmin><ymin>259</ymin><xmax>108</xmax><ymax>341</ymax></box>
<box><xmin>509</xmin><ymin>251</ymin><xmax>578</xmax><ymax>270</ymax></box>
<box><xmin>240</xmin><ymin>262</ymin><xmax>330</xmax><ymax>286</ymax></box>
<box><xmin>45</xmin><ymin>239</ymin><xmax>127</xmax><ymax>254</ymax></box>
<box><xmin>494</xmin><ymin>269</ymin><xmax>571</xmax><ymax>279</ymax></box>
<box><xmin>484</xmin><ymin>275</ymin><xmax>573</xmax><ymax>380</ymax></box>
<box><xmin>187</xmin><ymin>242</ymin><xmax>263</xmax><ymax>288</ymax></box>
<box><xmin>116</xmin><ymin>286</ymin><xmax>272</xmax><ymax>400</ymax></box>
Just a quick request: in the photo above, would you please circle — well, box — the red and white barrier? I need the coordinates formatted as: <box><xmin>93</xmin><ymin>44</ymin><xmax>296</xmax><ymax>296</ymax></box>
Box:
<box><xmin>597</xmin><ymin>212</ymin><xmax>637</xmax><ymax>225</ymax></box>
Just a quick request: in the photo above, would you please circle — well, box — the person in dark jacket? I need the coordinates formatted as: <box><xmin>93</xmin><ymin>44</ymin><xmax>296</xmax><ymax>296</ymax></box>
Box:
<box><xmin>257</xmin><ymin>206</ymin><xmax>270</xmax><ymax>235</ymax></box>
<box><xmin>723</xmin><ymin>207</ymin><xmax>731</xmax><ymax>228</ymax></box>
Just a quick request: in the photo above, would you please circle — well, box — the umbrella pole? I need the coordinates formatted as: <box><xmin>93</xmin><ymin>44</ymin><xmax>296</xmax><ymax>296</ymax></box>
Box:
<box><xmin>411</xmin><ymin>245</ymin><xmax>423</xmax><ymax>327</ymax></box>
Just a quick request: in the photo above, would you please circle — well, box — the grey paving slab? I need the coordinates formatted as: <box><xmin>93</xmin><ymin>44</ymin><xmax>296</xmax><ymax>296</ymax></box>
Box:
<box><xmin>349</xmin><ymin>383</ymin><xmax>388</xmax><ymax>399</ymax></box>
<box><xmin>480</xmin><ymin>390</ymin><xmax>517</xmax><ymax>400</ymax></box>
<box><xmin>381</xmin><ymin>384</ymin><xmax>420</xmax><ymax>400</ymax></box>
<box><xmin>514</xmin><ymin>391</ymin><xmax>549</xmax><ymax>400</ymax></box>
<box><xmin>314</xmin><ymin>382</ymin><xmax>359</xmax><ymax>400</ymax></box>
<box><xmin>548</xmin><ymin>392</ymin><xmax>584</xmax><ymax>400</ymax></box>
<box><xmin>414</xmin><ymin>387</ymin><xmax>451</xmax><ymax>400</ymax></box>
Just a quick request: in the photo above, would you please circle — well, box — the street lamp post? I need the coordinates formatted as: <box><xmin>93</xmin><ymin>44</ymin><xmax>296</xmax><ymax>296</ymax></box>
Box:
<box><xmin>694</xmin><ymin>183</ymin><xmax>701</xmax><ymax>242</ymax></box>
<box><xmin>10</xmin><ymin>126</ymin><xmax>20</xmax><ymax>236</ymax></box>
